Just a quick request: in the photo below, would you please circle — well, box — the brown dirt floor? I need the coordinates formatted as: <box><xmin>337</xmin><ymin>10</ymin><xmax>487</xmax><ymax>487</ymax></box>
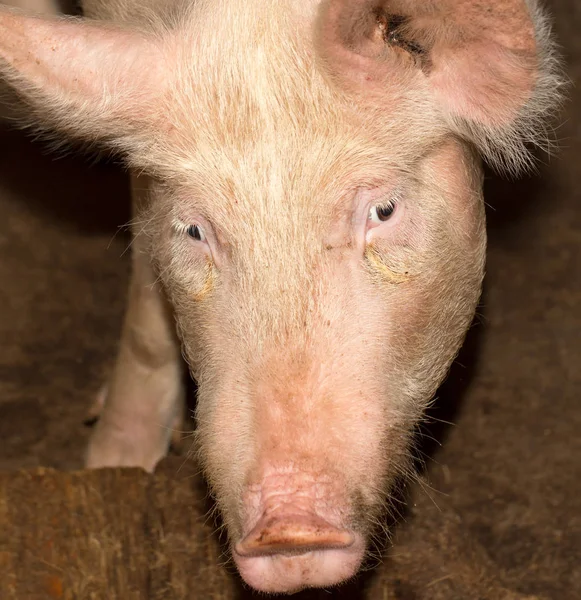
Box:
<box><xmin>0</xmin><ymin>1</ymin><xmax>580</xmax><ymax>598</ymax></box>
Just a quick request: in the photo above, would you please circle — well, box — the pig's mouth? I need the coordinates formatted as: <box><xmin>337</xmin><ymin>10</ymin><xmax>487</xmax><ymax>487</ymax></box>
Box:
<box><xmin>231</xmin><ymin>493</ymin><xmax>366</xmax><ymax>593</ymax></box>
<box><xmin>233</xmin><ymin>525</ymin><xmax>365</xmax><ymax>594</ymax></box>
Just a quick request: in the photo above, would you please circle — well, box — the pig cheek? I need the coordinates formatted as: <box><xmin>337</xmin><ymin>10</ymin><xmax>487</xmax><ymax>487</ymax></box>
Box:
<box><xmin>179</xmin><ymin>281</ymin><xmax>257</xmax><ymax>506</ymax></box>
<box><xmin>194</xmin><ymin>382</ymin><xmax>256</xmax><ymax>536</ymax></box>
<box><xmin>160</xmin><ymin>248</ymin><xmax>218</xmax><ymax>371</ymax></box>
<box><xmin>366</xmin><ymin>235</ymin><xmax>484</xmax><ymax>407</ymax></box>
<box><xmin>393</xmin><ymin>254</ymin><xmax>483</xmax><ymax>393</ymax></box>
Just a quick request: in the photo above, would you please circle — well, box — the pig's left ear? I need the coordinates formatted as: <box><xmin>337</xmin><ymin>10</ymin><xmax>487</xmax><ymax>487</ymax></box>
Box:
<box><xmin>317</xmin><ymin>0</ymin><xmax>564</xmax><ymax>173</ymax></box>
<box><xmin>0</xmin><ymin>8</ymin><xmax>167</xmax><ymax>161</ymax></box>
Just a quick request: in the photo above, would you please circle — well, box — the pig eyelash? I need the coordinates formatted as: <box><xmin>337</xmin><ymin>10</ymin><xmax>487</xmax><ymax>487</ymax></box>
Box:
<box><xmin>375</xmin><ymin>12</ymin><xmax>426</xmax><ymax>63</ymax></box>
<box><xmin>172</xmin><ymin>218</ymin><xmax>206</xmax><ymax>242</ymax></box>
<box><xmin>367</xmin><ymin>184</ymin><xmax>405</xmax><ymax>226</ymax></box>
<box><xmin>368</xmin><ymin>198</ymin><xmax>397</xmax><ymax>224</ymax></box>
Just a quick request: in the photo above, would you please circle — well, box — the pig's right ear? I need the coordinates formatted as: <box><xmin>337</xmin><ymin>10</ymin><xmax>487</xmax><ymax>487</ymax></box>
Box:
<box><xmin>0</xmin><ymin>8</ymin><xmax>167</xmax><ymax>157</ymax></box>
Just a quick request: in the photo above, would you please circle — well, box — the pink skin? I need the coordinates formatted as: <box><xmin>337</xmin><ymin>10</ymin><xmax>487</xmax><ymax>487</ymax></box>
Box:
<box><xmin>233</xmin><ymin>471</ymin><xmax>366</xmax><ymax>593</ymax></box>
<box><xmin>152</xmin><ymin>146</ymin><xmax>486</xmax><ymax>592</ymax></box>
<box><xmin>0</xmin><ymin>0</ymin><xmax>557</xmax><ymax>593</ymax></box>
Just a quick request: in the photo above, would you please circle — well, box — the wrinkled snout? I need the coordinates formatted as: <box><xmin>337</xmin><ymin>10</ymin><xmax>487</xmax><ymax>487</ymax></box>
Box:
<box><xmin>232</xmin><ymin>473</ymin><xmax>366</xmax><ymax>593</ymax></box>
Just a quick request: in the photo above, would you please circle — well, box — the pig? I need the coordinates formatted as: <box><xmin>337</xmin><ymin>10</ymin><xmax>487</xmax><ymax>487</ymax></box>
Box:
<box><xmin>0</xmin><ymin>0</ymin><xmax>562</xmax><ymax>593</ymax></box>
<box><xmin>0</xmin><ymin>0</ymin><xmax>59</xmax><ymax>120</ymax></box>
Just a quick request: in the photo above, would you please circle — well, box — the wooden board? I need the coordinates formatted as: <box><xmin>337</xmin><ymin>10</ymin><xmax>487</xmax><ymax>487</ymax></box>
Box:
<box><xmin>0</xmin><ymin>458</ymin><xmax>540</xmax><ymax>600</ymax></box>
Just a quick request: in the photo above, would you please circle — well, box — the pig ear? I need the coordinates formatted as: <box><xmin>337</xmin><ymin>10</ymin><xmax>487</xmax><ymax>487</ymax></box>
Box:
<box><xmin>0</xmin><ymin>7</ymin><xmax>167</xmax><ymax>158</ymax></box>
<box><xmin>317</xmin><ymin>0</ymin><xmax>564</xmax><ymax>173</ymax></box>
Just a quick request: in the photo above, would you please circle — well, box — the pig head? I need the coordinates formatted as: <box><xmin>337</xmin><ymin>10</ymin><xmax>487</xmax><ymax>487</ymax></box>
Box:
<box><xmin>0</xmin><ymin>0</ymin><xmax>561</xmax><ymax>593</ymax></box>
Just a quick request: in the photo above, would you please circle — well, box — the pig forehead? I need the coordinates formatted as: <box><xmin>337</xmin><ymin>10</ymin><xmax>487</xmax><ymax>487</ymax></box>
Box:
<box><xmin>165</xmin><ymin>64</ymin><xmax>433</xmax><ymax>224</ymax></box>
<box><xmin>160</xmin><ymin>1</ymin><xmax>438</xmax><ymax>184</ymax></box>
<box><xmin>170</xmin><ymin>140</ymin><xmax>403</xmax><ymax>237</ymax></box>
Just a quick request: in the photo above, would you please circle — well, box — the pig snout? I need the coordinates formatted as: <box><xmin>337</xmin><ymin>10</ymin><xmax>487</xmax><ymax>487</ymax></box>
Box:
<box><xmin>234</xmin><ymin>517</ymin><xmax>363</xmax><ymax>593</ymax></box>
<box><xmin>232</xmin><ymin>473</ymin><xmax>365</xmax><ymax>593</ymax></box>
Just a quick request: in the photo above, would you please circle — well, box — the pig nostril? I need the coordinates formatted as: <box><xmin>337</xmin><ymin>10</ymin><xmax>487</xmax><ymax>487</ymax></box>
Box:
<box><xmin>235</xmin><ymin>514</ymin><xmax>355</xmax><ymax>557</ymax></box>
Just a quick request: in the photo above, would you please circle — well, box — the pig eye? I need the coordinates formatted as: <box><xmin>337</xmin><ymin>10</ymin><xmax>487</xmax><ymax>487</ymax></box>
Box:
<box><xmin>186</xmin><ymin>224</ymin><xmax>206</xmax><ymax>242</ymax></box>
<box><xmin>369</xmin><ymin>200</ymin><xmax>396</xmax><ymax>224</ymax></box>
<box><xmin>172</xmin><ymin>218</ymin><xmax>207</xmax><ymax>243</ymax></box>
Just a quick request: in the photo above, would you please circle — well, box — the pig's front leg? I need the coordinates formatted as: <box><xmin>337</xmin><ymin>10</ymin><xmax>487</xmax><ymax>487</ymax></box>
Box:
<box><xmin>85</xmin><ymin>175</ymin><xmax>185</xmax><ymax>472</ymax></box>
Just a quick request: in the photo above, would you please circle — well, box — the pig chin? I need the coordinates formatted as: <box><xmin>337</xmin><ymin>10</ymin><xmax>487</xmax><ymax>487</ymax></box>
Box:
<box><xmin>230</xmin><ymin>470</ymin><xmax>368</xmax><ymax>593</ymax></box>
